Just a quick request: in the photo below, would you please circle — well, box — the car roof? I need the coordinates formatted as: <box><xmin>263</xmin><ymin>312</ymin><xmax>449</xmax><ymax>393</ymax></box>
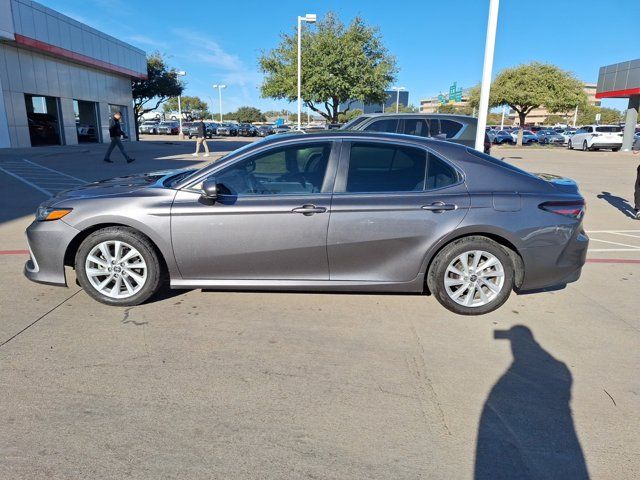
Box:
<box><xmin>354</xmin><ymin>112</ymin><xmax>477</xmax><ymax>122</ymax></box>
<box><xmin>257</xmin><ymin>130</ymin><xmax>461</xmax><ymax>148</ymax></box>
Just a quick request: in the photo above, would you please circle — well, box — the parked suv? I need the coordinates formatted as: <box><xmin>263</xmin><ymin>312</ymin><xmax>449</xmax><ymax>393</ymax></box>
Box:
<box><xmin>341</xmin><ymin>113</ymin><xmax>491</xmax><ymax>154</ymax></box>
<box><xmin>568</xmin><ymin>125</ymin><xmax>623</xmax><ymax>151</ymax></box>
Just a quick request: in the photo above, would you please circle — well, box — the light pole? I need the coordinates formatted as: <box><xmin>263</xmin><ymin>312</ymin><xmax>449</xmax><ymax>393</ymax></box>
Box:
<box><xmin>500</xmin><ymin>104</ymin><xmax>506</xmax><ymax>130</ymax></box>
<box><xmin>176</xmin><ymin>70</ymin><xmax>186</xmax><ymax>137</ymax></box>
<box><xmin>212</xmin><ymin>84</ymin><xmax>226</xmax><ymax>123</ymax></box>
<box><xmin>474</xmin><ymin>0</ymin><xmax>499</xmax><ymax>151</ymax></box>
<box><xmin>297</xmin><ymin>13</ymin><xmax>316</xmax><ymax>130</ymax></box>
<box><xmin>391</xmin><ymin>86</ymin><xmax>406</xmax><ymax>113</ymax></box>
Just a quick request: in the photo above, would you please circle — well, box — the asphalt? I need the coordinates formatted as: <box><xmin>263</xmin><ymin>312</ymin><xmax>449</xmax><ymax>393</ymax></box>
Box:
<box><xmin>0</xmin><ymin>137</ymin><xmax>638</xmax><ymax>479</ymax></box>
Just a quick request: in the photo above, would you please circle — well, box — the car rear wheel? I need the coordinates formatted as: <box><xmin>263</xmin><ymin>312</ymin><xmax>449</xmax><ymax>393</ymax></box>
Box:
<box><xmin>75</xmin><ymin>227</ymin><xmax>163</xmax><ymax>306</ymax></box>
<box><xmin>582</xmin><ymin>140</ymin><xmax>589</xmax><ymax>151</ymax></box>
<box><xmin>427</xmin><ymin>236</ymin><xmax>515</xmax><ymax>315</ymax></box>
<box><xmin>568</xmin><ymin>139</ymin><xmax>573</xmax><ymax>149</ymax></box>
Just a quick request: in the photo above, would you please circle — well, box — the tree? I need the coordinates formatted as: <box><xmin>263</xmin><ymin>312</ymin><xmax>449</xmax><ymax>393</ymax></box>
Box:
<box><xmin>387</xmin><ymin>103</ymin><xmax>418</xmax><ymax>113</ymax></box>
<box><xmin>577</xmin><ymin>106</ymin><xmax>622</xmax><ymax>125</ymax></box>
<box><xmin>131</xmin><ymin>52</ymin><xmax>183</xmax><ymax>138</ymax></box>
<box><xmin>338</xmin><ymin>108</ymin><xmax>363</xmax><ymax>123</ymax></box>
<box><xmin>469</xmin><ymin>63</ymin><xmax>587</xmax><ymax>146</ymax></box>
<box><xmin>234</xmin><ymin>106</ymin><xmax>267</xmax><ymax>123</ymax></box>
<box><xmin>545</xmin><ymin>114</ymin><xmax>570</xmax><ymax>125</ymax></box>
<box><xmin>259</xmin><ymin>12</ymin><xmax>397</xmax><ymax>122</ymax></box>
<box><xmin>163</xmin><ymin>96</ymin><xmax>209</xmax><ymax>119</ymax></box>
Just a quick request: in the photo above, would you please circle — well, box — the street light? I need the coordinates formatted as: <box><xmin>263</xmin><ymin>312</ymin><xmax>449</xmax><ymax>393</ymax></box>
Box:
<box><xmin>391</xmin><ymin>86</ymin><xmax>406</xmax><ymax>113</ymax></box>
<box><xmin>176</xmin><ymin>70</ymin><xmax>186</xmax><ymax>137</ymax></box>
<box><xmin>474</xmin><ymin>0</ymin><xmax>500</xmax><ymax>151</ymax></box>
<box><xmin>297</xmin><ymin>13</ymin><xmax>316</xmax><ymax>130</ymax></box>
<box><xmin>212</xmin><ymin>84</ymin><xmax>227</xmax><ymax>123</ymax></box>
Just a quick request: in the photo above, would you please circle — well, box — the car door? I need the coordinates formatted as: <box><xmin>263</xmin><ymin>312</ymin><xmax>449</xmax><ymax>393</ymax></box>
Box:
<box><xmin>171</xmin><ymin>140</ymin><xmax>338</xmax><ymax>280</ymax></box>
<box><xmin>327</xmin><ymin>140</ymin><xmax>470</xmax><ymax>282</ymax></box>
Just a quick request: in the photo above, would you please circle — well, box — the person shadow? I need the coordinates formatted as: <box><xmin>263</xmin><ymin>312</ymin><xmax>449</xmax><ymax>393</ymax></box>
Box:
<box><xmin>597</xmin><ymin>191</ymin><xmax>637</xmax><ymax>219</ymax></box>
<box><xmin>474</xmin><ymin>326</ymin><xmax>589</xmax><ymax>480</ymax></box>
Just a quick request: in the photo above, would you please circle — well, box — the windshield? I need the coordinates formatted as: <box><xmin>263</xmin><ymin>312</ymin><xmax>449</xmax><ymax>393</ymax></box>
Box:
<box><xmin>596</xmin><ymin>126</ymin><xmax>622</xmax><ymax>133</ymax></box>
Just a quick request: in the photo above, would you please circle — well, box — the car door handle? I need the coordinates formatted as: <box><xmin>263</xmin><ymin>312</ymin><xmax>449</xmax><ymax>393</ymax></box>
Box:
<box><xmin>292</xmin><ymin>204</ymin><xmax>327</xmax><ymax>216</ymax></box>
<box><xmin>421</xmin><ymin>202</ymin><xmax>457</xmax><ymax>212</ymax></box>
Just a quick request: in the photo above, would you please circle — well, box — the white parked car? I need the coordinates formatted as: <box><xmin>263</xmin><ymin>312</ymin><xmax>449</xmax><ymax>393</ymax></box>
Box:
<box><xmin>568</xmin><ymin>125</ymin><xmax>623</xmax><ymax>151</ymax></box>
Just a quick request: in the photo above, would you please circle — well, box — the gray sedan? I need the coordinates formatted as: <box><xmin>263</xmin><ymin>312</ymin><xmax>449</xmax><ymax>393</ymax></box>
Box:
<box><xmin>24</xmin><ymin>132</ymin><xmax>588</xmax><ymax>315</ymax></box>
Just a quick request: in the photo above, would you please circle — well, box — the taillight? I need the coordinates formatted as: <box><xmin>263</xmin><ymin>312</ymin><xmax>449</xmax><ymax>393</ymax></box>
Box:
<box><xmin>539</xmin><ymin>200</ymin><xmax>585</xmax><ymax>219</ymax></box>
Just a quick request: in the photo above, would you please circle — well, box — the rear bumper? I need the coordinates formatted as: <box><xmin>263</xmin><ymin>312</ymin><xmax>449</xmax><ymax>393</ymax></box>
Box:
<box><xmin>591</xmin><ymin>142</ymin><xmax>622</xmax><ymax>148</ymax></box>
<box><xmin>24</xmin><ymin>219</ymin><xmax>79</xmax><ymax>286</ymax></box>
<box><xmin>518</xmin><ymin>229</ymin><xmax>589</xmax><ymax>291</ymax></box>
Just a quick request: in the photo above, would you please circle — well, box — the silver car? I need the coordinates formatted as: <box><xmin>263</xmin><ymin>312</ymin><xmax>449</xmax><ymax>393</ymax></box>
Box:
<box><xmin>24</xmin><ymin>132</ymin><xmax>588</xmax><ymax>315</ymax></box>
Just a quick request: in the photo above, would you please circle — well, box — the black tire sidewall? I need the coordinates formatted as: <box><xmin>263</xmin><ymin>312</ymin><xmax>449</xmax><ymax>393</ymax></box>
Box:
<box><xmin>75</xmin><ymin>227</ymin><xmax>162</xmax><ymax>306</ymax></box>
<box><xmin>428</xmin><ymin>237</ymin><xmax>515</xmax><ymax>315</ymax></box>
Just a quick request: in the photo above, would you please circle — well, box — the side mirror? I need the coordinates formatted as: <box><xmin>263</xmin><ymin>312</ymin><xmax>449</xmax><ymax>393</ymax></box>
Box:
<box><xmin>201</xmin><ymin>178</ymin><xmax>218</xmax><ymax>200</ymax></box>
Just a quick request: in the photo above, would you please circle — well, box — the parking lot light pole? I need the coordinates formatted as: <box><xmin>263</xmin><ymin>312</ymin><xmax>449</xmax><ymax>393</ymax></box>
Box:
<box><xmin>212</xmin><ymin>84</ymin><xmax>226</xmax><ymax>123</ymax></box>
<box><xmin>176</xmin><ymin>70</ymin><xmax>186</xmax><ymax>137</ymax></box>
<box><xmin>297</xmin><ymin>13</ymin><xmax>316</xmax><ymax>131</ymax></box>
<box><xmin>500</xmin><ymin>104</ymin><xmax>506</xmax><ymax>130</ymax></box>
<box><xmin>392</xmin><ymin>86</ymin><xmax>406</xmax><ymax>113</ymax></box>
<box><xmin>474</xmin><ymin>0</ymin><xmax>500</xmax><ymax>151</ymax></box>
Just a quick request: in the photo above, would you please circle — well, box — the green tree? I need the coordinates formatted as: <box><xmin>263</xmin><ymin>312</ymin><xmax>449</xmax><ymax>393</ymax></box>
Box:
<box><xmin>234</xmin><ymin>106</ymin><xmax>267</xmax><ymax>123</ymax></box>
<box><xmin>132</xmin><ymin>52</ymin><xmax>184</xmax><ymax>138</ymax></box>
<box><xmin>387</xmin><ymin>103</ymin><xmax>418</xmax><ymax>113</ymax></box>
<box><xmin>469</xmin><ymin>63</ymin><xmax>587</xmax><ymax>146</ymax></box>
<box><xmin>577</xmin><ymin>106</ymin><xmax>622</xmax><ymax>125</ymax></box>
<box><xmin>338</xmin><ymin>108</ymin><xmax>363</xmax><ymax>123</ymax></box>
<box><xmin>545</xmin><ymin>114</ymin><xmax>570</xmax><ymax>125</ymax></box>
<box><xmin>163</xmin><ymin>96</ymin><xmax>209</xmax><ymax>119</ymax></box>
<box><xmin>259</xmin><ymin>12</ymin><xmax>397</xmax><ymax>122</ymax></box>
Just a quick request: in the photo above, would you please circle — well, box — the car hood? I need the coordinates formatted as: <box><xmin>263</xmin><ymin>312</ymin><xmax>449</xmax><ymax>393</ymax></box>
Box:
<box><xmin>47</xmin><ymin>169</ymin><xmax>194</xmax><ymax>204</ymax></box>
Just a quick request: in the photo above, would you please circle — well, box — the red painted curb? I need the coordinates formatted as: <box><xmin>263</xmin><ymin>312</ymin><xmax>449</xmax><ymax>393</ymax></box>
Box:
<box><xmin>0</xmin><ymin>250</ymin><xmax>29</xmax><ymax>255</ymax></box>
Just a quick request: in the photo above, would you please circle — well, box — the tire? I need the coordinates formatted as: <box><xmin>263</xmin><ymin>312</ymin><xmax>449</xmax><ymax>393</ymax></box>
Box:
<box><xmin>427</xmin><ymin>236</ymin><xmax>515</xmax><ymax>315</ymax></box>
<box><xmin>612</xmin><ymin>148</ymin><xmax>620</xmax><ymax>152</ymax></box>
<box><xmin>582</xmin><ymin>140</ymin><xmax>589</xmax><ymax>151</ymax></box>
<box><xmin>568</xmin><ymin>139</ymin><xmax>573</xmax><ymax>149</ymax></box>
<box><xmin>75</xmin><ymin>227</ymin><xmax>164</xmax><ymax>306</ymax></box>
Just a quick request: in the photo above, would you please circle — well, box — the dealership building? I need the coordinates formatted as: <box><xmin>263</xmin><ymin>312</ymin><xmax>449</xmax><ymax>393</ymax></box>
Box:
<box><xmin>0</xmin><ymin>0</ymin><xmax>146</xmax><ymax>149</ymax></box>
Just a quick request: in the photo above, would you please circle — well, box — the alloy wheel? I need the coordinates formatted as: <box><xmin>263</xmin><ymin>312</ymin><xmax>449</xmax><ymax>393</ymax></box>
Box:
<box><xmin>443</xmin><ymin>250</ymin><xmax>505</xmax><ymax>308</ymax></box>
<box><xmin>85</xmin><ymin>240</ymin><xmax>148</xmax><ymax>299</ymax></box>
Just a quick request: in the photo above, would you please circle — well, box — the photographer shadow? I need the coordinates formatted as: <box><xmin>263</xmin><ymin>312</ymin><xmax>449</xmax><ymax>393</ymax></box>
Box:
<box><xmin>597</xmin><ymin>191</ymin><xmax>636</xmax><ymax>219</ymax></box>
<box><xmin>475</xmin><ymin>326</ymin><xmax>589</xmax><ymax>479</ymax></box>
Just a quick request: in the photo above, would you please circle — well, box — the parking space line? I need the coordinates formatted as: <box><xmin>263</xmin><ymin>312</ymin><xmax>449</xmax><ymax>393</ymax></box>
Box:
<box><xmin>22</xmin><ymin>159</ymin><xmax>86</xmax><ymax>182</ymax></box>
<box><xmin>0</xmin><ymin>159</ymin><xmax>86</xmax><ymax>196</ymax></box>
<box><xmin>0</xmin><ymin>165</ymin><xmax>52</xmax><ymax>195</ymax></box>
<box><xmin>588</xmin><ymin>238</ymin><xmax>640</xmax><ymax>249</ymax></box>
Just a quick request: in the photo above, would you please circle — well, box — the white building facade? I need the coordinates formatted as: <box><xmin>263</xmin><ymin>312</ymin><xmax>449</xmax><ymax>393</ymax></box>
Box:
<box><xmin>0</xmin><ymin>0</ymin><xmax>146</xmax><ymax>148</ymax></box>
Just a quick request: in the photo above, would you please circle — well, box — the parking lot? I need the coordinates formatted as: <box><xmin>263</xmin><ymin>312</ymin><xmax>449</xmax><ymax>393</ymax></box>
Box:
<box><xmin>0</xmin><ymin>139</ymin><xmax>639</xmax><ymax>479</ymax></box>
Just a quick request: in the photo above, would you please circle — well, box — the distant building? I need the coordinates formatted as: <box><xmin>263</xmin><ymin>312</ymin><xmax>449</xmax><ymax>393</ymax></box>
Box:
<box><xmin>420</xmin><ymin>88</ymin><xmax>473</xmax><ymax>113</ymax></box>
<box><xmin>508</xmin><ymin>83</ymin><xmax>601</xmax><ymax>126</ymax></box>
<box><xmin>340</xmin><ymin>90</ymin><xmax>409</xmax><ymax>114</ymax></box>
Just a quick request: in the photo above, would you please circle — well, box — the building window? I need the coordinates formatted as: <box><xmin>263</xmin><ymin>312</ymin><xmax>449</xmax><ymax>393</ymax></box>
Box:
<box><xmin>74</xmin><ymin>100</ymin><xmax>100</xmax><ymax>143</ymax></box>
<box><xmin>24</xmin><ymin>94</ymin><xmax>62</xmax><ymax>146</ymax></box>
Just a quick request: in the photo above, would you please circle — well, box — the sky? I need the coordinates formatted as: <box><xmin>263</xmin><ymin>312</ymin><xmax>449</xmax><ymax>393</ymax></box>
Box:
<box><xmin>46</xmin><ymin>0</ymin><xmax>640</xmax><ymax>114</ymax></box>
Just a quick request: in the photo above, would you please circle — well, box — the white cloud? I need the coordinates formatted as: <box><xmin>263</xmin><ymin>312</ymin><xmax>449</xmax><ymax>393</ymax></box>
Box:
<box><xmin>125</xmin><ymin>34</ymin><xmax>169</xmax><ymax>51</ymax></box>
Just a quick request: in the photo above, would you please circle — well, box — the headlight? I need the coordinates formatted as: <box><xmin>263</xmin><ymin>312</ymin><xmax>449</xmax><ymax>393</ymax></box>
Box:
<box><xmin>36</xmin><ymin>206</ymin><xmax>73</xmax><ymax>222</ymax></box>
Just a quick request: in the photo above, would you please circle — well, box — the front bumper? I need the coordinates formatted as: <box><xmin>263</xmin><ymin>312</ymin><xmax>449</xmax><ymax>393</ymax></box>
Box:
<box><xmin>24</xmin><ymin>219</ymin><xmax>79</xmax><ymax>286</ymax></box>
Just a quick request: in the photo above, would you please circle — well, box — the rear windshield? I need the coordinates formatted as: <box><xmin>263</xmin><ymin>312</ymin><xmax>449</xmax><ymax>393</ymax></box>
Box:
<box><xmin>465</xmin><ymin>148</ymin><xmax>536</xmax><ymax>178</ymax></box>
<box><xmin>596</xmin><ymin>126</ymin><xmax>622</xmax><ymax>133</ymax></box>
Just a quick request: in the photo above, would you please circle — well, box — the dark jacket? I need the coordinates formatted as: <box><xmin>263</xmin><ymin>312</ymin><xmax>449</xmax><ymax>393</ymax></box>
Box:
<box><xmin>108</xmin><ymin>117</ymin><xmax>126</xmax><ymax>139</ymax></box>
<box><xmin>196</xmin><ymin>121</ymin><xmax>206</xmax><ymax>138</ymax></box>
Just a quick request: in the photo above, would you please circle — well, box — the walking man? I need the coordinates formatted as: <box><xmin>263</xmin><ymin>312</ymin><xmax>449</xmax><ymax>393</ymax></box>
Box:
<box><xmin>104</xmin><ymin>111</ymin><xmax>135</xmax><ymax>163</ymax></box>
<box><xmin>192</xmin><ymin>118</ymin><xmax>210</xmax><ymax>157</ymax></box>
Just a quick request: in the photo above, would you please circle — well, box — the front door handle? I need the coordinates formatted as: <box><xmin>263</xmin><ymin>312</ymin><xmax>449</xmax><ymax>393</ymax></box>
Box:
<box><xmin>421</xmin><ymin>201</ymin><xmax>457</xmax><ymax>212</ymax></box>
<box><xmin>292</xmin><ymin>204</ymin><xmax>327</xmax><ymax>216</ymax></box>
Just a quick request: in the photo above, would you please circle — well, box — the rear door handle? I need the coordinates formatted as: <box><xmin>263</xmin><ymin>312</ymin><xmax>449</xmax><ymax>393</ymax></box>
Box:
<box><xmin>421</xmin><ymin>202</ymin><xmax>457</xmax><ymax>212</ymax></box>
<box><xmin>292</xmin><ymin>204</ymin><xmax>327</xmax><ymax>216</ymax></box>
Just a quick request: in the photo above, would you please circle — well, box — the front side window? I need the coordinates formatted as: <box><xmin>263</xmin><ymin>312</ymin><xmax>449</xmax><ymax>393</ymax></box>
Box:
<box><xmin>364</xmin><ymin>118</ymin><xmax>399</xmax><ymax>133</ymax></box>
<box><xmin>345</xmin><ymin>143</ymin><xmax>426</xmax><ymax>193</ymax></box>
<box><xmin>215</xmin><ymin>143</ymin><xmax>331</xmax><ymax>195</ymax></box>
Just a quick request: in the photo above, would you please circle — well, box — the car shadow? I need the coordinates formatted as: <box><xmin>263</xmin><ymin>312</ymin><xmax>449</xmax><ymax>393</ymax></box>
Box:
<box><xmin>597</xmin><ymin>191</ymin><xmax>637</xmax><ymax>219</ymax></box>
<box><xmin>475</xmin><ymin>325</ymin><xmax>589</xmax><ymax>479</ymax></box>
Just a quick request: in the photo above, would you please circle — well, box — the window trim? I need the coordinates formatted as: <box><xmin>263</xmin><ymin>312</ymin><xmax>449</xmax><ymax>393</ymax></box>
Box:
<box><xmin>334</xmin><ymin>139</ymin><xmax>464</xmax><ymax>194</ymax></box>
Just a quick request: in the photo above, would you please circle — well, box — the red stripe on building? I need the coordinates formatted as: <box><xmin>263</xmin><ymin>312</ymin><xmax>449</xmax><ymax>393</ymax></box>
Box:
<box><xmin>595</xmin><ymin>87</ymin><xmax>640</xmax><ymax>99</ymax></box>
<box><xmin>14</xmin><ymin>34</ymin><xmax>147</xmax><ymax>80</ymax></box>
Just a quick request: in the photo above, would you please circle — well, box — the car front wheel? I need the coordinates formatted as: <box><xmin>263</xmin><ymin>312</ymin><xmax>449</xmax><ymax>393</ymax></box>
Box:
<box><xmin>427</xmin><ymin>236</ymin><xmax>515</xmax><ymax>315</ymax></box>
<box><xmin>75</xmin><ymin>227</ymin><xmax>163</xmax><ymax>306</ymax></box>
<box><xmin>582</xmin><ymin>140</ymin><xmax>589</xmax><ymax>151</ymax></box>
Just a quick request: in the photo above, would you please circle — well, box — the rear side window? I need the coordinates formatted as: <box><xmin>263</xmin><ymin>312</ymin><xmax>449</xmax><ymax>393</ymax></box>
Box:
<box><xmin>439</xmin><ymin>119</ymin><xmax>463</xmax><ymax>138</ymax></box>
<box><xmin>346</xmin><ymin>143</ymin><xmax>426</xmax><ymax>192</ymax></box>
<box><xmin>427</xmin><ymin>153</ymin><xmax>458</xmax><ymax>189</ymax></box>
<box><xmin>403</xmin><ymin>119</ymin><xmax>430</xmax><ymax>137</ymax></box>
<box><xmin>363</xmin><ymin>118</ymin><xmax>399</xmax><ymax>133</ymax></box>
